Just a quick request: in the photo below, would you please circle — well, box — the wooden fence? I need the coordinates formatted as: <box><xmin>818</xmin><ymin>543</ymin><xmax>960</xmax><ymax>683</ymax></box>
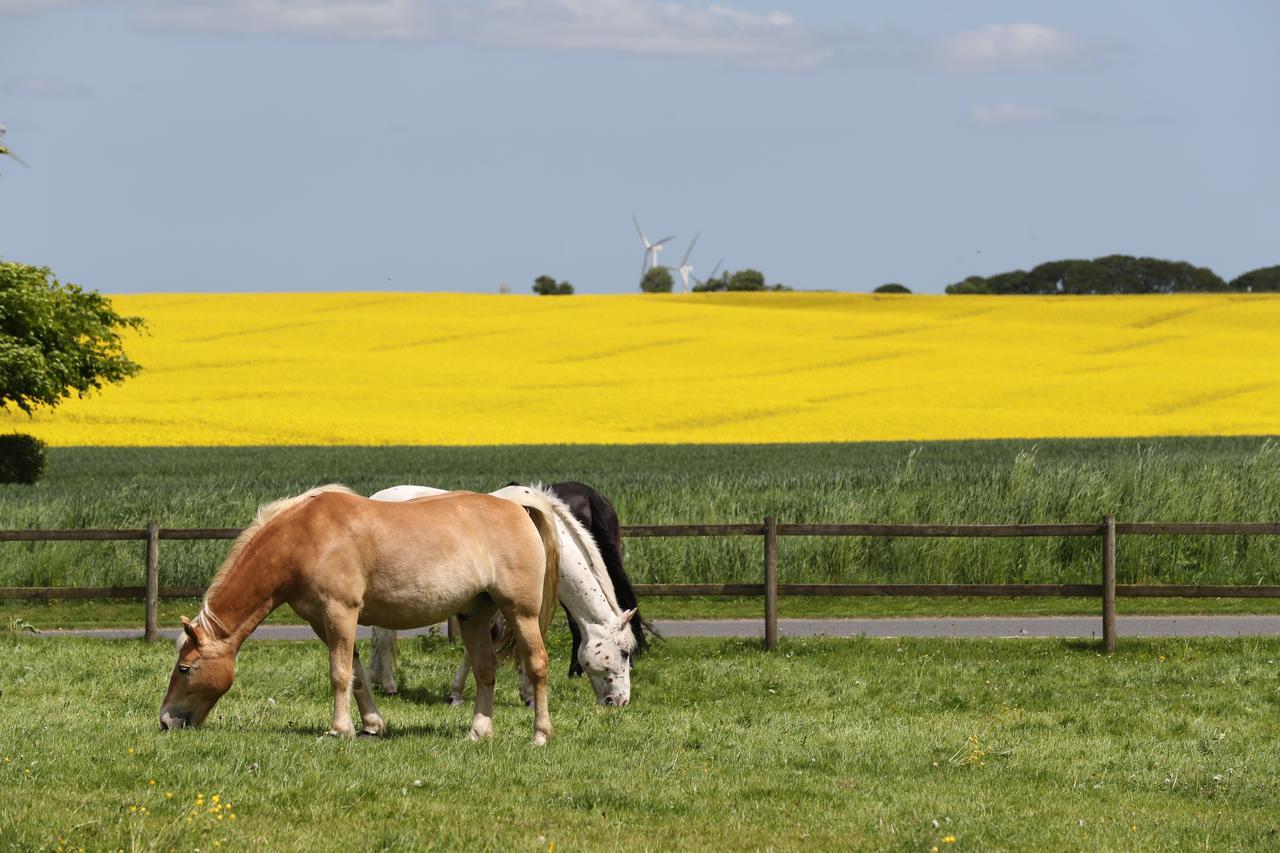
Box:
<box><xmin>3</xmin><ymin>517</ymin><xmax>1280</xmax><ymax>651</ymax></box>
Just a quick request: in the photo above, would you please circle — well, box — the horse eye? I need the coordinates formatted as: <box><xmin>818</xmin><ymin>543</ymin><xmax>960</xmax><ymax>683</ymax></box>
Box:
<box><xmin>178</xmin><ymin>665</ymin><xmax>191</xmax><ymax>674</ymax></box>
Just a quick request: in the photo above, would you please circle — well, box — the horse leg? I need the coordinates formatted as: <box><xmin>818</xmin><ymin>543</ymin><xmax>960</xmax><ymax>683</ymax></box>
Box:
<box><xmin>369</xmin><ymin>627</ymin><xmax>398</xmax><ymax>694</ymax></box>
<box><xmin>458</xmin><ymin>606</ymin><xmax>498</xmax><ymax>741</ymax></box>
<box><xmin>506</xmin><ymin>612</ymin><xmax>552</xmax><ymax>746</ymax></box>
<box><xmin>565</xmin><ymin>608</ymin><xmax>584</xmax><ymax>679</ymax></box>
<box><xmin>448</xmin><ymin>651</ymin><xmax>471</xmax><ymax>706</ymax></box>
<box><xmin>350</xmin><ymin>648</ymin><xmax>386</xmax><ymax>736</ymax></box>
<box><xmin>319</xmin><ymin>609</ymin><xmax>359</xmax><ymax>737</ymax></box>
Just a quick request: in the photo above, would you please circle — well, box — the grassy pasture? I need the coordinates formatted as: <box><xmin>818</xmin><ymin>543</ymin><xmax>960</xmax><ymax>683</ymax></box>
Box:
<box><xmin>0</xmin><ymin>438</ymin><xmax>1278</xmax><ymax>599</ymax></box>
<box><xmin>2</xmin><ymin>632</ymin><xmax>1279</xmax><ymax>850</ymax></box>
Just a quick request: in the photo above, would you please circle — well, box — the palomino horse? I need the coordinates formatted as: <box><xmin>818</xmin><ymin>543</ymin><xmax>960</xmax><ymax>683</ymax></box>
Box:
<box><xmin>159</xmin><ymin>485</ymin><xmax>561</xmax><ymax>745</ymax></box>
<box><xmin>368</xmin><ymin>483</ymin><xmax>639</xmax><ymax>706</ymax></box>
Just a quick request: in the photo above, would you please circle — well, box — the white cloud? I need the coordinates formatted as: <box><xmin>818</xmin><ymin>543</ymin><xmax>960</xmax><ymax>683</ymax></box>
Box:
<box><xmin>968</xmin><ymin>101</ymin><xmax>1057</xmax><ymax>125</ymax></box>
<box><xmin>4</xmin><ymin>75</ymin><xmax>94</xmax><ymax>97</ymax></box>
<box><xmin>140</xmin><ymin>0</ymin><xmax>833</xmax><ymax>70</ymax></box>
<box><xmin>935</xmin><ymin>23</ymin><xmax>1100</xmax><ymax>72</ymax></box>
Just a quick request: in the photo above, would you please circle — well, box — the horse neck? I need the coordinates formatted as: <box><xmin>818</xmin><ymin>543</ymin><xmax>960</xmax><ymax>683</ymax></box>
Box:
<box><xmin>205</xmin><ymin>532</ymin><xmax>294</xmax><ymax>650</ymax></box>
<box><xmin>555</xmin><ymin>521</ymin><xmax>618</xmax><ymax>629</ymax></box>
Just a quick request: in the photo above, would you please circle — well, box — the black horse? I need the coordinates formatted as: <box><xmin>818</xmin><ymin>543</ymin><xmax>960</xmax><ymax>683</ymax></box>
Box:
<box><xmin>548</xmin><ymin>481</ymin><xmax>650</xmax><ymax>676</ymax></box>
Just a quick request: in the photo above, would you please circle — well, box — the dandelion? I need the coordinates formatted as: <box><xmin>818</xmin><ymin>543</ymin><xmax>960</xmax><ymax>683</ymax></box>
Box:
<box><xmin>127</xmin><ymin>748</ymin><xmax>135</xmax><ymax>755</ymax></box>
<box><xmin>165</xmin><ymin>791</ymin><xmax>173</xmax><ymax>800</ymax></box>
<box><xmin>942</xmin><ymin>837</ymin><xmax>956</xmax><ymax>844</ymax></box>
<box><xmin>148</xmin><ymin>779</ymin><xmax>156</xmax><ymax>786</ymax></box>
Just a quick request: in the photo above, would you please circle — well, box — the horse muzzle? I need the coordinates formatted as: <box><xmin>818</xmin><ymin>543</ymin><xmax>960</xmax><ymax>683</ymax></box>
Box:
<box><xmin>160</xmin><ymin>711</ymin><xmax>191</xmax><ymax>731</ymax></box>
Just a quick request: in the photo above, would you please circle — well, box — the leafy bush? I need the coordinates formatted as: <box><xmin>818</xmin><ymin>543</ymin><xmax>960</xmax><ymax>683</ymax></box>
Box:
<box><xmin>874</xmin><ymin>283</ymin><xmax>911</xmax><ymax>294</ymax></box>
<box><xmin>0</xmin><ymin>433</ymin><xmax>46</xmax><ymax>484</ymax></box>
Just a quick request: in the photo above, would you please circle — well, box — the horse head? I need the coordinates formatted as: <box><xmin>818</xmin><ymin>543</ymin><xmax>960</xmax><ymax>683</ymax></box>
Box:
<box><xmin>159</xmin><ymin>616</ymin><xmax>236</xmax><ymax>730</ymax></box>
<box><xmin>576</xmin><ymin>609</ymin><xmax>637</xmax><ymax>706</ymax></box>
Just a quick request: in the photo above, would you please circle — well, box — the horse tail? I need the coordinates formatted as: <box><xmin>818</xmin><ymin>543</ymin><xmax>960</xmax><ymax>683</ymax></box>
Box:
<box><xmin>587</xmin><ymin>490</ymin><xmax>652</xmax><ymax>655</ymax></box>
<box><xmin>496</xmin><ymin>493</ymin><xmax>560</xmax><ymax>658</ymax></box>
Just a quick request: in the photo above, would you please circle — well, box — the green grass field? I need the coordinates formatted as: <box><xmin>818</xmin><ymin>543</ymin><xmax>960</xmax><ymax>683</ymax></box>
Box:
<box><xmin>11</xmin><ymin>595</ymin><xmax>1280</xmax><ymax>632</ymax></box>
<box><xmin>3</xmin><ymin>632</ymin><xmax>1278</xmax><ymax>849</ymax></box>
<box><xmin>0</xmin><ymin>438</ymin><xmax>1277</xmax><ymax>597</ymax></box>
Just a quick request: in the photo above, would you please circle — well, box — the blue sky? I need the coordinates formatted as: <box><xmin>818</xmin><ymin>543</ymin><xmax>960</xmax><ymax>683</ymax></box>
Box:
<box><xmin>1</xmin><ymin>1</ymin><xmax>1277</xmax><ymax>294</ymax></box>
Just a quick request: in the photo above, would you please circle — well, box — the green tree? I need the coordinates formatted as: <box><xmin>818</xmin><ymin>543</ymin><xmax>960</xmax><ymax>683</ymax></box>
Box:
<box><xmin>532</xmin><ymin>275</ymin><xmax>573</xmax><ymax>296</ymax></box>
<box><xmin>727</xmin><ymin>269</ymin><xmax>766</xmax><ymax>291</ymax></box>
<box><xmin>0</xmin><ymin>260</ymin><xmax>145</xmax><ymax>414</ymax></box>
<box><xmin>873</xmin><ymin>283</ymin><xmax>911</xmax><ymax>294</ymax></box>
<box><xmin>946</xmin><ymin>256</ymin><xmax>1228</xmax><ymax>295</ymax></box>
<box><xmin>1230</xmin><ymin>265</ymin><xmax>1280</xmax><ymax>292</ymax></box>
<box><xmin>945</xmin><ymin>275</ymin><xmax>992</xmax><ymax>295</ymax></box>
<box><xmin>692</xmin><ymin>272</ymin><xmax>727</xmax><ymax>292</ymax></box>
<box><xmin>640</xmin><ymin>267</ymin><xmax>674</xmax><ymax>293</ymax></box>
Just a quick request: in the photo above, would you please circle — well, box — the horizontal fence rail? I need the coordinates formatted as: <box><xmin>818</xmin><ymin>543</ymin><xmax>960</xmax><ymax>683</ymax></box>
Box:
<box><xmin>2</xmin><ymin>518</ymin><xmax>1279</xmax><ymax>649</ymax></box>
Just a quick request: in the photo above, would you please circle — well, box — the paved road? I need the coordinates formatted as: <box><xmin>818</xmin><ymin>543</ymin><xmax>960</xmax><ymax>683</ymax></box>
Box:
<box><xmin>27</xmin><ymin>615</ymin><xmax>1280</xmax><ymax>641</ymax></box>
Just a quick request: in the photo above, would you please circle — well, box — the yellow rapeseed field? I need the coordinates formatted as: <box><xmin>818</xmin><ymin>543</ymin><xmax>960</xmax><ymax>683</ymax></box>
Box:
<box><xmin>4</xmin><ymin>292</ymin><xmax>1278</xmax><ymax>445</ymax></box>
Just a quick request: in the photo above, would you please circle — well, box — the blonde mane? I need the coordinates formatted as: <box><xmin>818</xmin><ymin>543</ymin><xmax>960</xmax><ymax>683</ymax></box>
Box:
<box><xmin>202</xmin><ymin>484</ymin><xmax>356</xmax><ymax>606</ymax></box>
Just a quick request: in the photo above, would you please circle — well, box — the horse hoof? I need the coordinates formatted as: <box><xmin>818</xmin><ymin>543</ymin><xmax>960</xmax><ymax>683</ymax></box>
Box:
<box><xmin>446</xmin><ymin>696</ymin><xmax>465</xmax><ymax>707</ymax></box>
<box><xmin>532</xmin><ymin>732</ymin><xmax>549</xmax><ymax>747</ymax></box>
<box><xmin>357</xmin><ymin>729</ymin><xmax>382</xmax><ymax>738</ymax></box>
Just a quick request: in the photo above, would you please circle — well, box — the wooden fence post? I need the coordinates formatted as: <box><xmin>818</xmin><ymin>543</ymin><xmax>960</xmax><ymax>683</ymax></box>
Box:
<box><xmin>144</xmin><ymin>522</ymin><xmax>160</xmax><ymax>642</ymax></box>
<box><xmin>764</xmin><ymin>516</ymin><xmax>779</xmax><ymax>651</ymax></box>
<box><xmin>1102</xmin><ymin>514</ymin><xmax>1116</xmax><ymax>654</ymax></box>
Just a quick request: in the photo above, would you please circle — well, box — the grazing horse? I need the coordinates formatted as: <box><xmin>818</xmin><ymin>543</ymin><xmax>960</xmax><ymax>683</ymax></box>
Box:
<box><xmin>368</xmin><ymin>483</ymin><xmax>640</xmax><ymax>705</ymax></box>
<box><xmin>546</xmin><ymin>481</ymin><xmax>649</xmax><ymax>674</ymax></box>
<box><xmin>159</xmin><ymin>485</ymin><xmax>561</xmax><ymax>745</ymax></box>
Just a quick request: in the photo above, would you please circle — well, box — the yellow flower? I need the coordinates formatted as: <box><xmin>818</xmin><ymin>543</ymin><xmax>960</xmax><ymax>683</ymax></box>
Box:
<box><xmin>164</xmin><ymin>791</ymin><xmax>173</xmax><ymax>800</ymax></box>
<box><xmin>211</xmin><ymin>794</ymin><xmax>220</xmax><ymax>803</ymax></box>
<box><xmin>943</xmin><ymin>837</ymin><xmax>956</xmax><ymax>844</ymax></box>
<box><xmin>127</xmin><ymin>748</ymin><xmax>135</xmax><ymax>755</ymax></box>
<box><xmin>14</xmin><ymin>292</ymin><xmax>1279</xmax><ymax>446</ymax></box>
<box><xmin>148</xmin><ymin>779</ymin><xmax>156</xmax><ymax>786</ymax></box>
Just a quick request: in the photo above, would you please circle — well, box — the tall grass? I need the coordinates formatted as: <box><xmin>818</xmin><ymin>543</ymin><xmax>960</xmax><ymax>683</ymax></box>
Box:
<box><xmin>0</xmin><ymin>437</ymin><xmax>1277</xmax><ymax>588</ymax></box>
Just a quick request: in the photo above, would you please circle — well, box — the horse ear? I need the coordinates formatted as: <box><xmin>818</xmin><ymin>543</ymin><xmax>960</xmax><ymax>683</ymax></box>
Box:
<box><xmin>619</xmin><ymin>608</ymin><xmax>637</xmax><ymax>626</ymax></box>
<box><xmin>181</xmin><ymin>616</ymin><xmax>203</xmax><ymax>647</ymax></box>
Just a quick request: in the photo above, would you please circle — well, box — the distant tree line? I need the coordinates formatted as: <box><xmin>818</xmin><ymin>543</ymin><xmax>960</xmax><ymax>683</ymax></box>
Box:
<box><xmin>945</xmin><ymin>256</ymin><xmax>1280</xmax><ymax>295</ymax></box>
<box><xmin>690</xmin><ymin>268</ymin><xmax>790</xmax><ymax>293</ymax></box>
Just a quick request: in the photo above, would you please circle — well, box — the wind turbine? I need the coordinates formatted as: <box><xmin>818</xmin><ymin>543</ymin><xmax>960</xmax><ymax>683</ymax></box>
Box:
<box><xmin>674</xmin><ymin>233</ymin><xmax>700</xmax><ymax>293</ymax></box>
<box><xmin>632</xmin><ymin>214</ymin><xmax>675</xmax><ymax>278</ymax></box>
<box><xmin>0</xmin><ymin>124</ymin><xmax>29</xmax><ymax>170</ymax></box>
<box><xmin>691</xmin><ymin>258</ymin><xmax>724</xmax><ymax>290</ymax></box>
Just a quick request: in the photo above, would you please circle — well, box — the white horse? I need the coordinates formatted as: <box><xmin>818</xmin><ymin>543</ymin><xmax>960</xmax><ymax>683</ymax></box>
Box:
<box><xmin>369</xmin><ymin>484</ymin><xmax>637</xmax><ymax>706</ymax></box>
